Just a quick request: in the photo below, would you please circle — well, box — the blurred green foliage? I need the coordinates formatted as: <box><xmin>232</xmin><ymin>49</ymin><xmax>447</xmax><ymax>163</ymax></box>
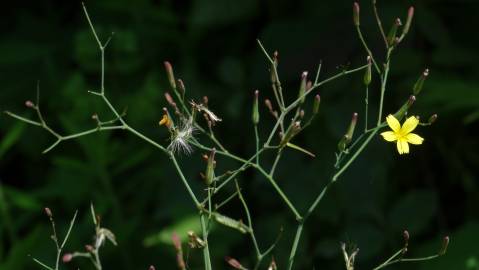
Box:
<box><xmin>0</xmin><ymin>0</ymin><xmax>478</xmax><ymax>269</ymax></box>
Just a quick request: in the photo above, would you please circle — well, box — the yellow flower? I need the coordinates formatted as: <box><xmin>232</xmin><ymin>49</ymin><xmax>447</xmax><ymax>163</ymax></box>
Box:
<box><xmin>380</xmin><ymin>114</ymin><xmax>424</xmax><ymax>155</ymax></box>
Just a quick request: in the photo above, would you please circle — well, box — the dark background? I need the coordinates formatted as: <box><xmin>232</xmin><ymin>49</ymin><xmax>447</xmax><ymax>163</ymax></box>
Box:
<box><xmin>1</xmin><ymin>0</ymin><xmax>478</xmax><ymax>269</ymax></box>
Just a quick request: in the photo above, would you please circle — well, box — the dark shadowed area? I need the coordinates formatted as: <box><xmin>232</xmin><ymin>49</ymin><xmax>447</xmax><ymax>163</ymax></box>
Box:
<box><xmin>1</xmin><ymin>0</ymin><xmax>478</xmax><ymax>269</ymax></box>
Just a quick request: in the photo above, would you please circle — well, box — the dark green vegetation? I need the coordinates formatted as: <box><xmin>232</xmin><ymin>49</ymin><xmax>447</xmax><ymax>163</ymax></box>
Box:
<box><xmin>1</xmin><ymin>0</ymin><xmax>478</xmax><ymax>269</ymax></box>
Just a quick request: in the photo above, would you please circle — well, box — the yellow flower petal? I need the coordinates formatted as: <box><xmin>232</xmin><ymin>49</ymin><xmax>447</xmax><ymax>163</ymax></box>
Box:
<box><xmin>396</xmin><ymin>139</ymin><xmax>409</xmax><ymax>155</ymax></box>
<box><xmin>386</xmin><ymin>115</ymin><xmax>401</xmax><ymax>132</ymax></box>
<box><xmin>401</xmin><ymin>116</ymin><xmax>419</xmax><ymax>134</ymax></box>
<box><xmin>380</xmin><ymin>131</ymin><xmax>398</xmax><ymax>142</ymax></box>
<box><xmin>406</xmin><ymin>133</ymin><xmax>424</xmax><ymax>145</ymax></box>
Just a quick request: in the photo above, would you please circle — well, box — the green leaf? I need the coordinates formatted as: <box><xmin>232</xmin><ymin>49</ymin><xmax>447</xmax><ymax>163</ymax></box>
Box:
<box><xmin>143</xmin><ymin>215</ymin><xmax>202</xmax><ymax>247</ymax></box>
<box><xmin>0</xmin><ymin>121</ymin><xmax>25</xmax><ymax>158</ymax></box>
<box><xmin>388</xmin><ymin>189</ymin><xmax>438</xmax><ymax>234</ymax></box>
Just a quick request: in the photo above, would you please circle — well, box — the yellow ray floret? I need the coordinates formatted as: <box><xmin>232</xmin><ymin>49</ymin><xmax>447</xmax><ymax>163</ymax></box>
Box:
<box><xmin>380</xmin><ymin>114</ymin><xmax>424</xmax><ymax>154</ymax></box>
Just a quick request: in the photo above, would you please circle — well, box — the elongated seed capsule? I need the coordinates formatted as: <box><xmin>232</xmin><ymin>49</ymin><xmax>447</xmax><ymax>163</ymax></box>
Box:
<box><xmin>402</xmin><ymin>7</ymin><xmax>415</xmax><ymax>37</ymax></box>
<box><xmin>205</xmin><ymin>148</ymin><xmax>216</xmax><ymax>186</ymax></box>
<box><xmin>252</xmin><ymin>90</ymin><xmax>259</xmax><ymax>125</ymax></box>
<box><xmin>364</xmin><ymin>56</ymin><xmax>372</xmax><ymax>86</ymax></box>
<box><xmin>298</xmin><ymin>71</ymin><xmax>308</xmax><ymax>104</ymax></box>
<box><xmin>313</xmin><ymin>94</ymin><xmax>321</xmax><ymax>115</ymax></box>
<box><xmin>213</xmin><ymin>212</ymin><xmax>249</xmax><ymax>234</ymax></box>
<box><xmin>413</xmin><ymin>69</ymin><xmax>429</xmax><ymax>95</ymax></box>
<box><xmin>164</xmin><ymin>61</ymin><xmax>176</xmax><ymax>90</ymax></box>
<box><xmin>387</xmin><ymin>18</ymin><xmax>402</xmax><ymax>46</ymax></box>
<box><xmin>353</xmin><ymin>2</ymin><xmax>360</xmax><ymax>26</ymax></box>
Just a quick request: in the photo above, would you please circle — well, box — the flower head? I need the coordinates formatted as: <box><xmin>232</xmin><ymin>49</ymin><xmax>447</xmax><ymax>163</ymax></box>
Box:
<box><xmin>381</xmin><ymin>114</ymin><xmax>424</xmax><ymax>154</ymax></box>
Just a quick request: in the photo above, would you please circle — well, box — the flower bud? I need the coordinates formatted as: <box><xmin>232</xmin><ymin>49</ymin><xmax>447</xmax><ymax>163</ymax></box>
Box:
<box><xmin>177</xmin><ymin>79</ymin><xmax>185</xmax><ymax>97</ymax></box>
<box><xmin>252</xmin><ymin>90</ymin><xmax>260</xmax><ymax>125</ymax></box>
<box><xmin>164</xmin><ymin>61</ymin><xmax>176</xmax><ymax>90</ymax></box>
<box><xmin>338</xmin><ymin>113</ymin><xmax>358</xmax><ymax>151</ymax></box>
<box><xmin>346</xmin><ymin>113</ymin><xmax>358</xmax><ymax>143</ymax></box>
<box><xmin>85</xmin><ymin>244</ymin><xmax>94</xmax><ymax>252</ymax></box>
<box><xmin>62</xmin><ymin>253</ymin><xmax>73</xmax><ymax>263</ymax></box>
<box><xmin>413</xmin><ymin>69</ymin><xmax>429</xmax><ymax>95</ymax></box>
<box><xmin>164</xmin><ymin>92</ymin><xmax>176</xmax><ymax>107</ymax></box>
<box><xmin>387</xmin><ymin>18</ymin><xmax>402</xmax><ymax>46</ymax></box>
<box><xmin>439</xmin><ymin>236</ymin><xmax>449</xmax><ymax>255</ymax></box>
<box><xmin>205</xmin><ymin>148</ymin><xmax>216</xmax><ymax>186</ymax></box>
<box><xmin>225</xmin><ymin>256</ymin><xmax>245</xmax><ymax>270</ymax></box>
<box><xmin>353</xmin><ymin>2</ymin><xmax>360</xmax><ymax>26</ymax></box>
<box><xmin>44</xmin><ymin>207</ymin><xmax>52</xmax><ymax>218</ymax></box>
<box><xmin>172</xmin><ymin>233</ymin><xmax>182</xmax><ymax>252</ymax></box>
<box><xmin>268</xmin><ymin>257</ymin><xmax>277</xmax><ymax>270</ymax></box>
<box><xmin>280</xmin><ymin>121</ymin><xmax>301</xmax><ymax>147</ymax></box>
<box><xmin>25</xmin><ymin>100</ymin><xmax>34</xmax><ymax>108</ymax></box>
<box><xmin>298</xmin><ymin>71</ymin><xmax>308</xmax><ymax>104</ymax></box>
<box><xmin>149</xmin><ymin>266</ymin><xmax>156</xmax><ymax>270</ymax></box>
<box><xmin>270</xmin><ymin>51</ymin><xmax>278</xmax><ymax>84</ymax></box>
<box><xmin>313</xmin><ymin>94</ymin><xmax>321</xmax><ymax>115</ymax></box>
<box><xmin>428</xmin><ymin>114</ymin><xmax>437</xmax><ymax>124</ymax></box>
<box><xmin>364</xmin><ymin>56</ymin><xmax>372</xmax><ymax>86</ymax></box>
<box><xmin>299</xmin><ymin>109</ymin><xmax>305</xmax><ymax>119</ymax></box>
<box><xmin>394</xmin><ymin>95</ymin><xmax>416</xmax><ymax>120</ymax></box>
<box><xmin>402</xmin><ymin>7</ymin><xmax>415</xmax><ymax>37</ymax></box>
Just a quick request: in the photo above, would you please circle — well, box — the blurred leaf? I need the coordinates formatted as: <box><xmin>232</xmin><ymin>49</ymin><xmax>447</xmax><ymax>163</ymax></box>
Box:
<box><xmin>388</xmin><ymin>189</ymin><xmax>438</xmax><ymax>234</ymax></box>
<box><xmin>143</xmin><ymin>215</ymin><xmax>202</xmax><ymax>247</ymax></box>
<box><xmin>3</xmin><ymin>186</ymin><xmax>41</xmax><ymax>211</ymax></box>
<box><xmin>0</xmin><ymin>226</ymin><xmax>46</xmax><ymax>270</ymax></box>
<box><xmin>417</xmin><ymin>223</ymin><xmax>479</xmax><ymax>270</ymax></box>
<box><xmin>0</xmin><ymin>122</ymin><xmax>25</xmax><ymax>158</ymax></box>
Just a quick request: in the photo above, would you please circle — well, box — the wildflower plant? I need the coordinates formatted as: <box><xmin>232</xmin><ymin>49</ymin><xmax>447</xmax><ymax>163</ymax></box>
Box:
<box><xmin>4</xmin><ymin>1</ymin><xmax>450</xmax><ymax>269</ymax></box>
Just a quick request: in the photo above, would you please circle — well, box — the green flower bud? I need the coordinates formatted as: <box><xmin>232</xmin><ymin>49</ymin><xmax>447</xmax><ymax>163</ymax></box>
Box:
<box><xmin>313</xmin><ymin>94</ymin><xmax>321</xmax><ymax>115</ymax></box>
<box><xmin>252</xmin><ymin>90</ymin><xmax>260</xmax><ymax>125</ymax></box>
<box><xmin>387</xmin><ymin>18</ymin><xmax>402</xmax><ymax>46</ymax></box>
<box><xmin>353</xmin><ymin>2</ymin><xmax>360</xmax><ymax>26</ymax></box>
<box><xmin>413</xmin><ymin>69</ymin><xmax>429</xmax><ymax>95</ymax></box>
<box><xmin>164</xmin><ymin>61</ymin><xmax>176</xmax><ymax>90</ymax></box>
<box><xmin>364</xmin><ymin>56</ymin><xmax>372</xmax><ymax>86</ymax></box>
<box><xmin>402</xmin><ymin>7</ymin><xmax>415</xmax><ymax>37</ymax></box>
<box><xmin>205</xmin><ymin>148</ymin><xmax>216</xmax><ymax>186</ymax></box>
<box><xmin>298</xmin><ymin>71</ymin><xmax>308</xmax><ymax>104</ymax></box>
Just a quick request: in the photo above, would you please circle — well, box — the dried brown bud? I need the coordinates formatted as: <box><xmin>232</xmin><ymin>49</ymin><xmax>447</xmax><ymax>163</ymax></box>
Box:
<box><xmin>44</xmin><ymin>207</ymin><xmax>52</xmax><ymax>218</ymax></box>
<box><xmin>62</xmin><ymin>253</ymin><xmax>73</xmax><ymax>263</ymax></box>
<box><xmin>428</xmin><ymin>114</ymin><xmax>438</xmax><ymax>124</ymax></box>
<box><xmin>148</xmin><ymin>266</ymin><xmax>156</xmax><ymax>270</ymax></box>
<box><xmin>353</xmin><ymin>2</ymin><xmax>360</xmax><ymax>26</ymax></box>
<box><xmin>91</xmin><ymin>114</ymin><xmax>98</xmax><ymax>120</ymax></box>
<box><xmin>203</xmin><ymin>96</ymin><xmax>209</xmax><ymax>106</ymax></box>
<box><xmin>25</xmin><ymin>100</ymin><xmax>34</xmax><ymax>108</ymax></box>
